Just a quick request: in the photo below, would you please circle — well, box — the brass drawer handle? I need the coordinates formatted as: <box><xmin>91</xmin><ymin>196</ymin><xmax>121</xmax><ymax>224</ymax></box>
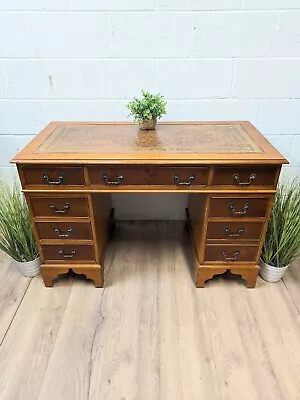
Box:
<box><xmin>59</xmin><ymin>249</ymin><xmax>76</xmax><ymax>259</ymax></box>
<box><xmin>54</xmin><ymin>228</ymin><xmax>73</xmax><ymax>238</ymax></box>
<box><xmin>229</xmin><ymin>202</ymin><xmax>249</xmax><ymax>216</ymax></box>
<box><xmin>224</xmin><ymin>227</ymin><xmax>245</xmax><ymax>238</ymax></box>
<box><xmin>173</xmin><ymin>174</ymin><xmax>195</xmax><ymax>186</ymax></box>
<box><xmin>49</xmin><ymin>203</ymin><xmax>70</xmax><ymax>214</ymax></box>
<box><xmin>233</xmin><ymin>173</ymin><xmax>256</xmax><ymax>186</ymax></box>
<box><xmin>43</xmin><ymin>173</ymin><xmax>64</xmax><ymax>185</ymax></box>
<box><xmin>222</xmin><ymin>250</ymin><xmax>240</xmax><ymax>262</ymax></box>
<box><xmin>102</xmin><ymin>173</ymin><xmax>124</xmax><ymax>185</ymax></box>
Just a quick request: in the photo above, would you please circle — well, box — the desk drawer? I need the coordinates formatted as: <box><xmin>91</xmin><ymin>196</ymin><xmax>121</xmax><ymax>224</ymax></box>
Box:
<box><xmin>22</xmin><ymin>166</ymin><xmax>85</xmax><ymax>187</ymax></box>
<box><xmin>207</xmin><ymin>222</ymin><xmax>263</xmax><ymax>240</ymax></box>
<box><xmin>88</xmin><ymin>166</ymin><xmax>209</xmax><ymax>187</ymax></box>
<box><xmin>42</xmin><ymin>244</ymin><xmax>95</xmax><ymax>263</ymax></box>
<box><xmin>212</xmin><ymin>166</ymin><xmax>277</xmax><ymax>187</ymax></box>
<box><xmin>209</xmin><ymin>197</ymin><xmax>269</xmax><ymax>218</ymax></box>
<box><xmin>204</xmin><ymin>244</ymin><xmax>258</xmax><ymax>263</ymax></box>
<box><xmin>29</xmin><ymin>196</ymin><xmax>89</xmax><ymax>218</ymax></box>
<box><xmin>36</xmin><ymin>222</ymin><xmax>92</xmax><ymax>240</ymax></box>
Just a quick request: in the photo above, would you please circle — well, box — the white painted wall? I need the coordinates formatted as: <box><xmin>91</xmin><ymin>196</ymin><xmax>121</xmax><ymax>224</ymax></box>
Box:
<box><xmin>0</xmin><ymin>1</ymin><xmax>299</xmax><ymax>219</ymax></box>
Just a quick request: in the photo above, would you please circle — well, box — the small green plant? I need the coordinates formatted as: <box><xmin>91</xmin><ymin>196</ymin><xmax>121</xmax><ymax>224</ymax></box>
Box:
<box><xmin>0</xmin><ymin>179</ymin><xmax>38</xmax><ymax>262</ymax></box>
<box><xmin>261</xmin><ymin>178</ymin><xmax>300</xmax><ymax>268</ymax></box>
<box><xmin>127</xmin><ymin>90</ymin><xmax>167</xmax><ymax>123</ymax></box>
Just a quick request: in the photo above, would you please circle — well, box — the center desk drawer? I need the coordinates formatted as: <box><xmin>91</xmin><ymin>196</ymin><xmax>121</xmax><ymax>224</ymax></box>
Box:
<box><xmin>209</xmin><ymin>197</ymin><xmax>269</xmax><ymax>218</ymax></box>
<box><xmin>42</xmin><ymin>244</ymin><xmax>95</xmax><ymax>263</ymax></box>
<box><xmin>29</xmin><ymin>196</ymin><xmax>89</xmax><ymax>218</ymax></box>
<box><xmin>88</xmin><ymin>166</ymin><xmax>209</xmax><ymax>187</ymax></box>
<box><xmin>212</xmin><ymin>166</ymin><xmax>277</xmax><ymax>187</ymax></box>
<box><xmin>21</xmin><ymin>166</ymin><xmax>85</xmax><ymax>187</ymax></box>
<box><xmin>36</xmin><ymin>222</ymin><xmax>92</xmax><ymax>240</ymax></box>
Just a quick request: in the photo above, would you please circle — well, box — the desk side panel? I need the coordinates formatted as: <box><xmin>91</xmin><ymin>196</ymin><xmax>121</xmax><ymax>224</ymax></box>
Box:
<box><xmin>188</xmin><ymin>194</ymin><xmax>210</xmax><ymax>264</ymax></box>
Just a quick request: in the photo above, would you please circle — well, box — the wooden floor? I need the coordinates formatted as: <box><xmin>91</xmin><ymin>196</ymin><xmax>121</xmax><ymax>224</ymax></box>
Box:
<box><xmin>0</xmin><ymin>221</ymin><xmax>300</xmax><ymax>400</ymax></box>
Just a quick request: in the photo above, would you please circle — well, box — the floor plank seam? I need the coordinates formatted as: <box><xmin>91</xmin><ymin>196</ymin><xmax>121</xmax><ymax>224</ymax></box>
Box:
<box><xmin>156</xmin><ymin>238</ymin><xmax>161</xmax><ymax>400</ymax></box>
<box><xmin>0</xmin><ymin>277</ymin><xmax>32</xmax><ymax>348</ymax></box>
<box><xmin>200</xmin><ymin>292</ymin><xmax>224</xmax><ymax>400</ymax></box>
<box><xmin>282</xmin><ymin>278</ymin><xmax>300</xmax><ymax>315</ymax></box>
<box><xmin>35</xmin><ymin>278</ymin><xmax>76</xmax><ymax>400</ymax></box>
<box><xmin>245</xmin><ymin>291</ymin><xmax>285</xmax><ymax>399</ymax></box>
<box><xmin>87</xmin><ymin>286</ymin><xmax>106</xmax><ymax>400</ymax></box>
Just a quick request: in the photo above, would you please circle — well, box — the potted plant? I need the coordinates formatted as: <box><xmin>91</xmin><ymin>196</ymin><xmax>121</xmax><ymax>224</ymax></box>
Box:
<box><xmin>127</xmin><ymin>90</ymin><xmax>167</xmax><ymax>130</ymax></box>
<box><xmin>260</xmin><ymin>179</ymin><xmax>300</xmax><ymax>282</ymax></box>
<box><xmin>0</xmin><ymin>179</ymin><xmax>40</xmax><ymax>277</ymax></box>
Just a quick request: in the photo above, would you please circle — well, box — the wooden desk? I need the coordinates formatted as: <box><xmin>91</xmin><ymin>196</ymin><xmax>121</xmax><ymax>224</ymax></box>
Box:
<box><xmin>11</xmin><ymin>121</ymin><xmax>288</xmax><ymax>288</ymax></box>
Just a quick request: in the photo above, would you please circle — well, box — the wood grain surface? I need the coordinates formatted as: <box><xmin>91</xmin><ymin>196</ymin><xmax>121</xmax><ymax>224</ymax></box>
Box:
<box><xmin>11</xmin><ymin>121</ymin><xmax>288</xmax><ymax>165</ymax></box>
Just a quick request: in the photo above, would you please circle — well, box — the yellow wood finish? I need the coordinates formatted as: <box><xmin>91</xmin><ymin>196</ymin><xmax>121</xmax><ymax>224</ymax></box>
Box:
<box><xmin>12</xmin><ymin>121</ymin><xmax>287</xmax><ymax>165</ymax></box>
<box><xmin>11</xmin><ymin>121</ymin><xmax>288</xmax><ymax>288</ymax></box>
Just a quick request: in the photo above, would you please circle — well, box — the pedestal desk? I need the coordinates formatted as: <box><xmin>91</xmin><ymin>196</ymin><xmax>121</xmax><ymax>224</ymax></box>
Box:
<box><xmin>11</xmin><ymin>121</ymin><xmax>288</xmax><ymax>288</ymax></box>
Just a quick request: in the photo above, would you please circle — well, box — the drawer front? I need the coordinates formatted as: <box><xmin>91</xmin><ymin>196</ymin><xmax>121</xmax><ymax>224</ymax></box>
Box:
<box><xmin>30</xmin><ymin>197</ymin><xmax>89</xmax><ymax>218</ymax></box>
<box><xmin>213</xmin><ymin>166</ymin><xmax>277</xmax><ymax>187</ymax></box>
<box><xmin>88</xmin><ymin>166</ymin><xmax>209</xmax><ymax>187</ymax></box>
<box><xmin>42</xmin><ymin>244</ymin><xmax>95</xmax><ymax>263</ymax></box>
<box><xmin>22</xmin><ymin>166</ymin><xmax>85</xmax><ymax>187</ymax></box>
<box><xmin>204</xmin><ymin>245</ymin><xmax>258</xmax><ymax>263</ymax></box>
<box><xmin>209</xmin><ymin>197</ymin><xmax>269</xmax><ymax>218</ymax></box>
<box><xmin>36</xmin><ymin>222</ymin><xmax>92</xmax><ymax>240</ymax></box>
<box><xmin>207</xmin><ymin>222</ymin><xmax>264</xmax><ymax>240</ymax></box>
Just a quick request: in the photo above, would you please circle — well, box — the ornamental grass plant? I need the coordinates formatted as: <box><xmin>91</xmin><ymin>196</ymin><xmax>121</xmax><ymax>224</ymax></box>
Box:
<box><xmin>261</xmin><ymin>178</ymin><xmax>300</xmax><ymax>268</ymax></box>
<box><xmin>0</xmin><ymin>179</ymin><xmax>38</xmax><ymax>262</ymax></box>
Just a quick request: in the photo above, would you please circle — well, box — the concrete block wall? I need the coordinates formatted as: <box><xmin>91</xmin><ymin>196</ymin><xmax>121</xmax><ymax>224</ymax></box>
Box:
<box><xmin>0</xmin><ymin>1</ymin><xmax>299</xmax><ymax>219</ymax></box>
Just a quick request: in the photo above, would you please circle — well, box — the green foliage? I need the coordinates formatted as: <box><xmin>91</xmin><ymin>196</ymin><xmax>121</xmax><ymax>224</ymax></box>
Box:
<box><xmin>127</xmin><ymin>90</ymin><xmax>167</xmax><ymax>123</ymax></box>
<box><xmin>261</xmin><ymin>179</ymin><xmax>300</xmax><ymax>267</ymax></box>
<box><xmin>0</xmin><ymin>179</ymin><xmax>38</xmax><ymax>262</ymax></box>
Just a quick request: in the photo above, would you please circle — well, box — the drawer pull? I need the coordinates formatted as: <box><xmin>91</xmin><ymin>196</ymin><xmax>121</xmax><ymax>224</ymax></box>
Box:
<box><xmin>233</xmin><ymin>173</ymin><xmax>256</xmax><ymax>186</ymax></box>
<box><xmin>49</xmin><ymin>203</ymin><xmax>70</xmax><ymax>214</ymax></box>
<box><xmin>43</xmin><ymin>173</ymin><xmax>64</xmax><ymax>185</ymax></box>
<box><xmin>54</xmin><ymin>228</ymin><xmax>73</xmax><ymax>238</ymax></box>
<box><xmin>222</xmin><ymin>250</ymin><xmax>240</xmax><ymax>262</ymax></box>
<box><xmin>229</xmin><ymin>202</ymin><xmax>249</xmax><ymax>216</ymax></box>
<box><xmin>59</xmin><ymin>249</ymin><xmax>76</xmax><ymax>259</ymax></box>
<box><xmin>102</xmin><ymin>174</ymin><xmax>124</xmax><ymax>185</ymax></box>
<box><xmin>224</xmin><ymin>227</ymin><xmax>245</xmax><ymax>238</ymax></box>
<box><xmin>173</xmin><ymin>174</ymin><xmax>195</xmax><ymax>186</ymax></box>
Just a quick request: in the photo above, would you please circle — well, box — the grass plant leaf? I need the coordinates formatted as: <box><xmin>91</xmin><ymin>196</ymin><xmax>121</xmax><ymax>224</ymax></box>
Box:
<box><xmin>0</xmin><ymin>179</ymin><xmax>38</xmax><ymax>262</ymax></box>
<box><xmin>261</xmin><ymin>179</ymin><xmax>300</xmax><ymax>267</ymax></box>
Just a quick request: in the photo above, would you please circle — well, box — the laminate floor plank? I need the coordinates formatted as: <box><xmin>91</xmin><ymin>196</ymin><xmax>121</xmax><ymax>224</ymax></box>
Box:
<box><xmin>0</xmin><ymin>275</ymin><xmax>73</xmax><ymax>400</ymax></box>
<box><xmin>89</xmin><ymin>221</ymin><xmax>160</xmax><ymax>400</ymax></box>
<box><xmin>37</xmin><ymin>279</ymin><xmax>106</xmax><ymax>400</ymax></box>
<box><xmin>0</xmin><ymin>253</ymin><xmax>32</xmax><ymax>343</ymax></box>
<box><xmin>246</xmin><ymin>277</ymin><xmax>300</xmax><ymax>399</ymax></box>
<box><xmin>282</xmin><ymin>259</ymin><xmax>300</xmax><ymax>313</ymax></box>
<box><xmin>157</xmin><ymin>223</ymin><xmax>220</xmax><ymax>400</ymax></box>
<box><xmin>200</xmin><ymin>276</ymin><xmax>283</xmax><ymax>400</ymax></box>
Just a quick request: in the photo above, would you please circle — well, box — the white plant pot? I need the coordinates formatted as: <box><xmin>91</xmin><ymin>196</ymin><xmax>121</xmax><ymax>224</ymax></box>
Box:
<box><xmin>15</xmin><ymin>257</ymin><xmax>41</xmax><ymax>278</ymax></box>
<box><xmin>259</xmin><ymin>258</ymin><xmax>289</xmax><ymax>283</ymax></box>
